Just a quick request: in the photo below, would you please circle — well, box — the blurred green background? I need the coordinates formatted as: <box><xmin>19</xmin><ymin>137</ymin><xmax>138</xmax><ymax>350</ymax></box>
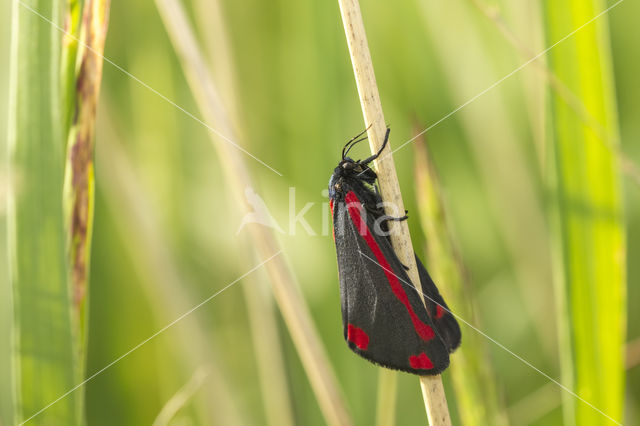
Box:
<box><xmin>2</xmin><ymin>0</ymin><xmax>639</xmax><ymax>425</ymax></box>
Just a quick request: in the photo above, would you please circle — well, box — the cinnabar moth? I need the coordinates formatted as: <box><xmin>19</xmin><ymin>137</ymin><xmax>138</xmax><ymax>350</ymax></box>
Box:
<box><xmin>328</xmin><ymin>128</ymin><xmax>461</xmax><ymax>375</ymax></box>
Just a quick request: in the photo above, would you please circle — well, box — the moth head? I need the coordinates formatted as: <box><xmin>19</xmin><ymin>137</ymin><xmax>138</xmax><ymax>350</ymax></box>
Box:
<box><xmin>340</xmin><ymin>159</ymin><xmax>364</xmax><ymax>174</ymax></box>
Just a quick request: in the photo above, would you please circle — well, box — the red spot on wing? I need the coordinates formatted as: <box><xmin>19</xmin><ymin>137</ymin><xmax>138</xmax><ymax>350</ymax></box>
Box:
<box><xmin>436</xmin><ymin>305</ymin><xmax>445</xmax><ymax>319</ymax></box>
<box><xmin>409</xmin><ymin>352</ymin><xmax>434</xmax><ymax>370</ymax></box>
<box><xmin>344</xmin><ymin>191</ymin><xmax>435</xmax><ymax>342</ymax></box>
<box><xmin>347</xmin><ymin>324</ymin><xmax>370</xmax><ymax>350</ymax></box>
<box><xmin>329</xmin><ymin>199</ymin><xmax>334</xmax><ymax>214</ymax></box>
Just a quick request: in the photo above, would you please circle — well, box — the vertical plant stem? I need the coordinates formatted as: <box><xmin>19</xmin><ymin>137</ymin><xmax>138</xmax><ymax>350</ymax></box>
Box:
<box><xmin>62</xmin><ymin>0</ymin><xmax>111</xmax><ymax>397</ymax></box>
<box><xmin>414</xmin><ymin>139</ymin><xmax>508</xmax><ymax>426</ymax></box>
<box><xmin>336</xmin><ymin>0</ymin><xmax>451</xmax><ymax>424</ymax></box>
<box><xmin>242</xmin><ymin>271</ymin><xmax>296</xmax><ymax>426</ymax></box>
<box><xmin>154</xmin><ymin>1</ymin><xmax>352</xmax><ymax>425</ymax></box>
<box><xmin>544</xmin><ymin>1</ymin><xmax>626</xmax><ymax>425</ymax></box>
<box><xmin>8</xmin><ymin>0</ymin><xmax>79</xmax><ymax>424</ymax></box>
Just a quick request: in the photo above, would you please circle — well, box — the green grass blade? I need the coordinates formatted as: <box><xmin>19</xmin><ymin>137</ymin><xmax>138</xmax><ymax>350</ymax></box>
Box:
<box><xmin>414</xmin><ymin>141</ymin><xmax>509</xmax><ymax>426</ymax></box>
<box><xmin>0</xmin><ymin>210</ymin><xmax>11</xmax><ymax>426</ymax></box>
<box><xmin>544</xmin><ymin>1</ymin><xmax>626</xmax><ymax>424</ymax></box>
<box><xmin>61</xmin><ymin>2</ymin><xmax>111</xmax><ymax>423</ymax></box>
<box><xmin>62</xmin><ymin>0</ymin><xmax>110</xmax><ymax>384</ymax></box>
<box><xmin>8</xmin><ymin>0</ymin><xmax>80</xmax><ymax>424</ymax></box>
<box><xmin>1</xmin><ymin>2</ymin><xmax>14</xmax><ymax>424</ymax></box>
<box><xmin>60</xmin><ymin>0</ymin><xmax>83</xmax><ymax>137</ymax></box>
<box><xmin>0</xmin><ymin>177</ymin><xmax>11</xmax><ymax>426</ymax></box>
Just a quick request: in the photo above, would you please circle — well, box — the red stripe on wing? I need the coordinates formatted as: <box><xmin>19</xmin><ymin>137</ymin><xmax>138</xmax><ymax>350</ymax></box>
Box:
<box><xmin>344</xmin><ymin>191</ymin><xmax>435</xmax><ymax>342</ymax></box>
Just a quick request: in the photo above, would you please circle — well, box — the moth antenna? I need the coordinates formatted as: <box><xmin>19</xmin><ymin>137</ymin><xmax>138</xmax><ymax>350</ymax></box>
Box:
<box><xmin>343</xmin><ymin>136</ymin><xmax>369</xmax><ymax>159</ymax></box>
<box><xmin>342</xmin><ymin>124</ymin><xmax>373</xmax><ymax>159</ymax></box>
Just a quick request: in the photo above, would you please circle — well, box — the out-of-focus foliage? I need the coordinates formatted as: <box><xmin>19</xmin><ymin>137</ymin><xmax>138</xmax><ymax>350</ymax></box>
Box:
<box><xmin>2</xmin><ymin>0</ymin><xmax>638</xmax><ymax>424</ymax></box>
<box><xmin>1</xmin><ymin>1</ymin><xmax>12</xmax><ymax>424</ymax></box>
<box><xmin>414</xmin><ymin>140</ymin><xmax>508</xmax><ymax>426</ymax></box>
<box><xmin>544</xmin><ymin>1</ymin><xmax>626</xmax><ymax>425</ymax></box>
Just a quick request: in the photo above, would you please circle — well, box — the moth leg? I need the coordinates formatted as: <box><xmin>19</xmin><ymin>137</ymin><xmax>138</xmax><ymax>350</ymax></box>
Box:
<box><xmin>380</xmin><ymin>212</ymin><xmax>409</xmax><ymax>223</ymax></box>
<box><xmin>373</xmin><ymin>213</ymin><xmax>410</xmax><ymax>247</ymax></box>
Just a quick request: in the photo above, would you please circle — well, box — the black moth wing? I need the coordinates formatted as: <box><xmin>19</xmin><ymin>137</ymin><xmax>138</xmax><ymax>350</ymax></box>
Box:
<box><xmin>332</xmin><ymin>185</ymin><xmax>450</xmax><ymax>375</ymax></box>
<box><xmin>415</xmin><ymin>256</ymin><xmax>461</xmax><ymax>352</ymax></box>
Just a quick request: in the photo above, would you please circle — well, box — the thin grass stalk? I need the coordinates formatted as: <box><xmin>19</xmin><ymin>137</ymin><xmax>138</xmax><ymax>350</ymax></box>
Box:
<box><xmin>337</xmin><ymin>0</ymin><xmax>452</xmax><ymax>423</ymax></box>
<box><xmin>153</xmin><ymin>1</ymin><xmax>352</xmax><ymax>424</ymax></box>
<box><xmin>543</xmin><ymin>1</ymin><xmax>626</xmax><ymax>424</ymax></box>
<box><xmin>8</xmin><ymin>0</ymin><xmax>79</xmax><ymax>423</ymax></box>
<box><xmin>62</xmin><ymin>3</ymin><xmax>110</xmax><ymax>417</ymax></box>
<box><xmin>152</xmin><ymin>367</ymin><xmax>211</xmax><ymax>426</ymax></box>
<box><xmin>242</xmin><ymin>270</ymin><xmax>296</xmax><ymax>426</ymax></box>
<box><xmin>193</xmin><ymin>0</ymin><xmax>239</xmax><ymax>128</ymax></box>
<box><xmin>97</xmin><ymin>110</ymin><xmax>247</xmax><ymax>426</ymax></box>
<box><xmin>193</xmin><ymin>2</ymin><xmax>295</xmax><ymax>423</ymax></box>
<box><xmin>414</xmin><ymin>139</ymin><xmax>508</xmax><ymax>426</ymax></box>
